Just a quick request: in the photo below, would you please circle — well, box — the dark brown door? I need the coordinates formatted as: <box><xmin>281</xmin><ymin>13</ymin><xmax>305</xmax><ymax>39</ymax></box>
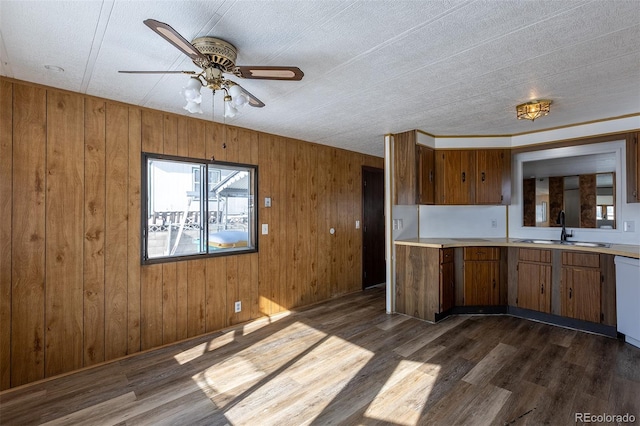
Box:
<box><xmin>362</xmin><ymin>166</ymin><xmax>385</xmax><ymax>288</ymax></box>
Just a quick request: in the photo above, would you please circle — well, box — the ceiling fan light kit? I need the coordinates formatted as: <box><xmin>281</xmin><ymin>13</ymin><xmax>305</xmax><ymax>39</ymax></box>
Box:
<box><xmin>120</xmin><ymin>19</ymin><xmax>303</xmax><ymax>118</ymax></box>
<box><xmin>516</xmin><ymin>99</ymin><xmax>552</xmax><ymax>121</ymax></box>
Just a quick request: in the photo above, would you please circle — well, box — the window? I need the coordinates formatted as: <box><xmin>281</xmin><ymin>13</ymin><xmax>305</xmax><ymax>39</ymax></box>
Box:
<box><xmin>143</xmin><ymin>153</ymin><xmax>257</xmax><ymax>263</ymax></box>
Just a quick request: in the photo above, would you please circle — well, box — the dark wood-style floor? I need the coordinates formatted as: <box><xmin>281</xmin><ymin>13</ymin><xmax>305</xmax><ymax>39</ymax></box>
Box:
<box><xmin>1</xmin><ymin>286</ymin><xmax>639</xmax><ymax>425</ymax></box>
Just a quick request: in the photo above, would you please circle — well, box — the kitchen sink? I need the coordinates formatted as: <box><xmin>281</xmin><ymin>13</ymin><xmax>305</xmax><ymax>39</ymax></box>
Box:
<box><xmin>562</xmin><ymin>241</ymin><xmax>610</xmax><ymax>248</ymax></box>
<box><xmin>517</xmin><ymin>239</ymin><xmax>610</xmax><ymax>248</ymax></box>
<box><xmin>517</xmin><ymin>239</ymin><xmax>561</xmax><ymax>244</ymax></box>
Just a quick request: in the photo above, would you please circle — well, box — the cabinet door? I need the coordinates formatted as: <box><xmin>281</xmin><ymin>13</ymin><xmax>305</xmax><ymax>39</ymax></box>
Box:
<box><xmin>476</xmin><ymin>149</ymin><xmax>508</xmax><ymax>205</ymax></box>
<box><xmin>561</xmin><ymin>266</ymin><xmax>601</xmax><ymax>323</ymax></box>
<box><xmin>417</xmin><ymin>145</ymin><xmax>435</xmax><ymax>205</ymax></box>
<box><xmin>517</xmin><ymin>262</ymin><xmax>551</xmax><ymax>313</ymax></box>
<box><xmin>393</xmin><ymin>130</ymin><xmax>417</xmax><ymax>205</ymax></box>
<box><xmin>440</xmin><ymin>261</ymin><xmax>454</xmax><ymax>312</ymax></box>
<box><xmin>436</xmin><ymin>150</ymin><xmax>476</xmax><ymax>204</ymax></box>
<box><xmin>464</xmin><ymin>260</ymin><xmax>499</xmax><ymax>306</ymax></box>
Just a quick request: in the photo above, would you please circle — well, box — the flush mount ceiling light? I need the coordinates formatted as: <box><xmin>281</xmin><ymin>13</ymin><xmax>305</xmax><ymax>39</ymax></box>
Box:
<box><xmin>516</xmin><ymin>99</ymin><xmax>552</xmax><ymax>121</ymax></box>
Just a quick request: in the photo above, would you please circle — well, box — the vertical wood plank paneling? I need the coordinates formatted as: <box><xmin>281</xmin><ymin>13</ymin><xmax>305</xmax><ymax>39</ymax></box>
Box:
<box><xmin>188</xmin><ymin>119</ymin><xmax>206</xmax><ymax>159</ymax></box>
<box><xmin>205</xmin><ymin>257</ymin><xmax>227</xmax><ymax>332</ymax></box>
<box><xmin>235</xmin><ymin>255</ymin><xmax>253</xmax><ymax>324</ymax></box>
<box><xmin>140</xmin><ymin>110</ymin><xmax>164</xmax><ymax>350</ymax></box>
<box><xmin>208</xmin><ymin>122</ymin><xmax>227</xmax><ymax>162</ymax></box>
<box><xmin>346</xmin><ymin>153</ymin><xmax>361</xmax><ymax>293</ymax></box>
<box><xmin>226</xmin><ymin>256</ymin><xmax>240</xmax><ymax>324</ymax></box>
<box><xmin>334</xmin><ymin>150</ymin><xmax>350</xmax><ymax>296</ymax></box>
<box><xmin>225</xmin><ymin>126</ymin><xmax>240</xmax><ymax>163</ymax></box>
<box><xmin>287</xmin><ymin>140</ymin><xmax>318</xmax><ymax>308</ymax></box>
<box><xmin>161</xmin><ymin>115</ymin><xmax>178</xmax><ymax>344</ymax></box>
<box><xmin>249</xmin><ymin>252</ymin><xmax>260</xmax><ymax>320</ymax></box>
<box><xmin>258</xmin><ymin>134</ymin><xmax>280</xmax><ymax>314</ymax></box>
<box><xmin>104</xmin><ymin>103</ymin><xmax>129</xmax><ymax>359</ymax></box>
<box><xmin>315</xmin><ymin>146</ymin><xmax>333</xmax><ymax>303</ymax></box>
<box><xmin>0</xmin><ymin>80</ymin><xmax>13</xmax><ymax>390</ymax></box>
<box><xmin>83</xmin><ymin>97</ymin><xmax>106</xmax><ymax>367</ymax></box>
<box><xmin>2</xmin><ymin>78</ymin><xmax>380</xmax><ymax>390</ymax></box>
<box><xmin>162</xmin><ymin>262</ymin><xmax>177</xmax><ymax>343</ymax></box>
<box><xmin>45</xmin><ymin>90</ymin><xmax>85</xmax><ymax>378</ymax></box>
<box><xmin>187</xmin><ymin>259</ymin><xmax>206</xmax><ymax>337</ymax></box>
<box><xmin>127</xmin><ymin>107</ymin><xmax>141</xmax><ymax>355</ymax></box>
<box><xmin>140</xmin><ymin>265</ymin><xmax>163</xmax><ymax>350</ymax></box>
<box><xmin>175</xmin><ymin>117</ymin><xmax>189</xmax><ymax>341</ymax></box>
<box><xmin>274</xmin><ymin>136</ymin><xmax>289</xmax><ymax>312</ymax></box>
<box><xmin>163</xmin><ymin>114</ymin><xmax>178</xmax><ymax>156</ymax></box>
<box><xmin>11</xmin><ymin>84</ymin><xmax>47</xmax><ymax>387</ymax></box>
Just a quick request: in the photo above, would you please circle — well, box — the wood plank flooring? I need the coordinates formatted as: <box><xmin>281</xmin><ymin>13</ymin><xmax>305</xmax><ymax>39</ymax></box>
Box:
<box><xmin>1</xmin><ymin>286</ymin><xmax>639</xmax><ymax>425</ymax></box>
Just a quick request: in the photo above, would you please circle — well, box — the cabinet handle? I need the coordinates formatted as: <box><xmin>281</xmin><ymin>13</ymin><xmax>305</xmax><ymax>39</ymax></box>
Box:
<box><xmin>481</xmin><ymin>171</ymin><xmax>486</xmax><ymax>182</ymax></box>
<box><xmin>541</xmin><ymin>283</ymin><xmax>544</xmax><ymax>294</ymax></box>
<box><xmin>429</xmin><ymin>170</ymin><xmax>433</xmax><ymax>183</ymax></box>
<box><xmin>569</xmin><ymin>288</ymin><xmax>572</xmax><ymax>299</ymax></box>
<box><xmin>493</xmin><ymin>279</ymin><xmax>496</xmax><ymax>289</ymax></box>
<box><xmin>462</xmin><ymin>171</ymin><xmax>466</xmax><ymax>183</ymax></box>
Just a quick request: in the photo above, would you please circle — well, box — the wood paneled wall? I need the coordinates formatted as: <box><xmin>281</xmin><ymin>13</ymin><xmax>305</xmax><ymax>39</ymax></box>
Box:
<box><xmin>0</xmin><ymin>78</ymin><xmax>383</xmax><ymax>390</ymax></box>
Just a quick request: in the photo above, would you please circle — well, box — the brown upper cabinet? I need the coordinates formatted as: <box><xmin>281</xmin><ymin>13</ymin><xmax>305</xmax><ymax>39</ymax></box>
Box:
<box><xmin>476</xmin><ymin>149</ymin><xmax>511</xmax><ymax>205</ymax></box>
<box><xmin>436</xmin><ymin>150</ymin><xmax>476</xmax><ymax>205</ymax></box>
<box><xmin>435</xmin><ymin>149</ymin><xmax>510</xmax><ymax>205</ymax></box>
<box><xmin>417</xmin><ymin>144</ymin><xmax>435</xmax><ymax>204</ymax></box>
<box><xmin>393</xmin><ymin>131</ymin><xmax>511</xmax><ymax>205</ymax></box>
<box><xmin>627</xmin><ymin>132</ymin><xmax>640</xmax><ymax>203</ymax></box>
<box><xmin>393</xmin><ymin>130</ymin><xmax>418</xmax><ymax>205</ymax></box>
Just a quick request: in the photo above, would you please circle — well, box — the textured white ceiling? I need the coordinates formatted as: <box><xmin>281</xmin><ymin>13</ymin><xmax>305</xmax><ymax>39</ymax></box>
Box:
<box><xmin>1</xmin><ymin>0</ymin><xmax>639</xmax><ymax>157</ymax></box>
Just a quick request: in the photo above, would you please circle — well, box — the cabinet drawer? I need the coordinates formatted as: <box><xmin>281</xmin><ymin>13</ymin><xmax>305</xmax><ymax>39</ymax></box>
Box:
<box><xmin>518</xmin><ymin>248</ymin><xmax>551</xmax><ymax>263</ymax></box>
<box><xmin>464</xmin><ymin>247</ymin><xmax>499</xmax><ymax>261</ymax></box>
<box><xmin>440</xmin><ymin>248</ymin><xmax>454</xmax><ymax>263</ymax></box>
<box><xmin>562</xmin><ymin>251</ymin><xmax>600</xmax><ymax>268</ymax></box>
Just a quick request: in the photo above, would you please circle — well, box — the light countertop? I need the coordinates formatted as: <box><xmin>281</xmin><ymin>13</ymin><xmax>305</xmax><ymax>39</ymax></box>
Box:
<box><xmin>394</xmin><ymin>237</ymin><xmax>640</xmax><ymax>259</ymax></box>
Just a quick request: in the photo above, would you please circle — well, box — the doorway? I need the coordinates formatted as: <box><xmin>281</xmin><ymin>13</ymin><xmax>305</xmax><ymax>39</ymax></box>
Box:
<box><xmin>362</xmin><ymin>166</ymin><xmax>385</xmax><ymax>288</ymax></box>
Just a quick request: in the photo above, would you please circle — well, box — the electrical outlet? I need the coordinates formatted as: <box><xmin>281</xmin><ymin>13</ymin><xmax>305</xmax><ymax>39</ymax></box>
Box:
<box><xmin>491</xmin><ymin>219</ymin><xmax>497</xmax><ymax>229</ymax></box>
<box><xmin>234</xmin><ymin>301</ymin><xmax>241</xmax><ymax>313</ymax></box>
<box><xmin>355</xmin><ymin>220</ymin><xmax>360</xmax><ymax>229</ymax></box>
<box><xmin>262</xmin><ymin>224</ymin><xmax>269</xmax><ymax>235</ymax></box>
<box><xmin>624</xmin><ymin>221</ymin><xmax>635</xmax><ymax>232</ymax></box>
<box><xmin>265</xmin><ymin>197</ymin><xmax>271</xmax><ymax>207</ymax></box>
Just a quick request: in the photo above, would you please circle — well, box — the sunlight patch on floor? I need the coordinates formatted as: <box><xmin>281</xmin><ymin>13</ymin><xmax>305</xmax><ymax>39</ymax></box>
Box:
<box><xmin>223</xmin><ymin>336</ymin><xmax>375</xmax><ymax>425</ymax></box>
<box><xmin>174</xmin><ymin>341</ymin><xmax>209</xmax><ymax>365</ymax></box>
<box><xmin>190</xmin><ymin>321</ymin><xmax>328</xmax><ymax>404</ymax></box>
<box><xmin>364</xmin><ymin>361</ymin><xmax>440</xmax><ymax>426</ymax></box>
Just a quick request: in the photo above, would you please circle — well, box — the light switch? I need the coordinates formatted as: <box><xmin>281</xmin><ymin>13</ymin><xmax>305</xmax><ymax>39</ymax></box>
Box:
<box><xmin>265</xmin><ymin>197</ymin><xmax>271</xmax><ymax>207</ymax></box>
<box><xmin>624</xmin><ymin>221</ymin><xmax>635</xmax><ymax>232</ymax></box>
<box><xmin>262</xmin><ymin>224</ymin><xmax>269</xmax><ymax>235</ymax></box>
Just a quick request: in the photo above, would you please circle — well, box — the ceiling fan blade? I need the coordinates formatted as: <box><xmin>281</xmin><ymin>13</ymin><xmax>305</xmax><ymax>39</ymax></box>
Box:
<box><xmin>118</xmin><ymin>70</ymin><xmax>197</xmax><ymax>74</ymax></box>
<box><xmin>235</xmin><ymin>84</ymin><xmax>265</xmax><ymax>108</ymax></box>
<box><xmin>235</xmin><ymin>66</ymin><xmax>303</xmax><ymax>81</ymax></box>
<box><xmin>143</xmin><ymin>19</ymin><xmax>209</xmax><ymax>64</ymax></box>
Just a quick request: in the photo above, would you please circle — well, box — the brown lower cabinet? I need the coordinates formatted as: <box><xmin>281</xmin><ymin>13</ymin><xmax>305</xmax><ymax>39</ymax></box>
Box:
<box><xmin>463</xmin><ymin>247</ymin><xmax>500</xmax><ymax>306</ymax></box>
<box><xmin>395</xmin><ymin>245</ymin><xmax>453</xmax><ymax>322</ymax></box>
<box><xmin>440</xmin><ymin>249</ymin><xmax>455</xmax><ymax>312</ymax></box>
<box><xmin>560</xmin><ymin>251</ymin><xmax>602</xmax><ymax>323</ymax></box>
<box><xmin>516</xmin><ymin>248</ymin><xmax>552</xmax><ymax>313</ymax></box>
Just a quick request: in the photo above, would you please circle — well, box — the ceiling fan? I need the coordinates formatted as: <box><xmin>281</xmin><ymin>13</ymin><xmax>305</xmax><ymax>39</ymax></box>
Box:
<box><xmin>119</xmin><ymin>19</ymin><xmax>304</xmax><ymax>116</ymax></box>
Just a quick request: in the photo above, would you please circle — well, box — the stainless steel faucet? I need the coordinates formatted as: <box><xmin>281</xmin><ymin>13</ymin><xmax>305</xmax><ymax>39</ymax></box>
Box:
<box><xmin>557</xmin><ymin>210</ymin><xmax>573</xmax><ymax>242</ymax></box>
